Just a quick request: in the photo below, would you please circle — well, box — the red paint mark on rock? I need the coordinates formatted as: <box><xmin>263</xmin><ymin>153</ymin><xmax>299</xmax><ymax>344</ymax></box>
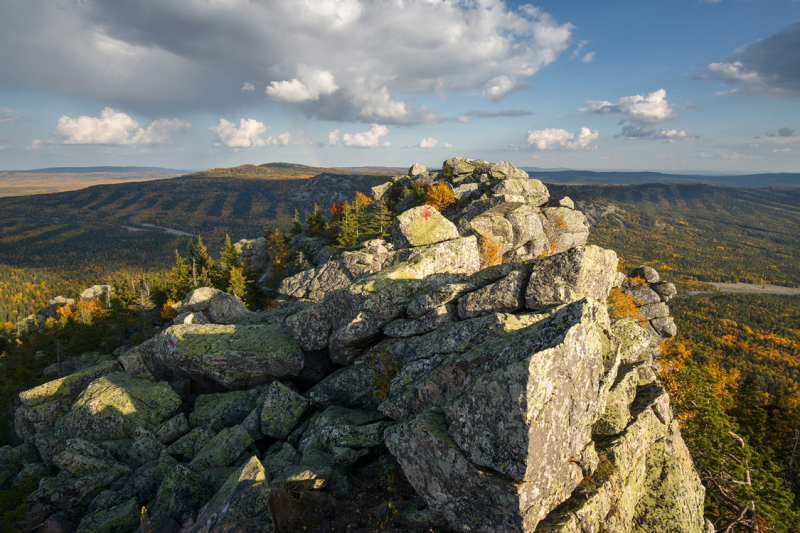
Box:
<box><xmin>421</xmin><ymin>206</ymin><xmax>432</xmax><ymax>222</ymax></box>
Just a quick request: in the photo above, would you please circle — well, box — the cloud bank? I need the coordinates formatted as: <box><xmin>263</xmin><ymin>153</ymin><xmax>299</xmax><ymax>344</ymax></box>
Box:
<box><xmin>581</xmin><ymin>89</ymin><xmax>694</xmax><ymax>140</ymax></box>
<box><xmin>697</xmin><ymin>20</ymin><xmax>800</xmax><ymax>97</ymax></box>
<box><xmin>209</xmin><ymin>119</ymin><xmax>290</xmax><ymax>148</ymax></box>
<box><xmin>55</xmin><ymin>108</ymin><xmax>190</xmax><ymax>145</ymax></box>
<box><xmin>329</xmin><ymin>124</ymin><xmax>390</xmax><ymax>148</ymax></box>
<box><xmin>525</xmin><ymin>127</ymin><xmax>599</xmax><ymax>150</ymax></box>
<box><xmin>0</xmin><ymin>0</ymin><xmax>574</xmax><ymax>123</ymax></box>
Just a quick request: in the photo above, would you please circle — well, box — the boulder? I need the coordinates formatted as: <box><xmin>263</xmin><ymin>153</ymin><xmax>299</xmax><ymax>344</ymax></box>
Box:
<box><xmin>457</xmin><ymin>269</ymin><xmax>529</xmax><ymax>319</ymax></box>
<box><xmin>74</xmin><ymin>497</ymin><xmax>138</xmax><ymax>533</ymax></box>
<box><xmin>189</xmin><ymin>426</ymin><xmax>253</xmax><ymax>471</ymax></box>
<box><xmin>189</xmin><ymin>390</ymin><xmax>260</xmax><ymax>432</ymax></box>
<box><xmin>173</xmin><ymin>311</ymin><xmax>209</xmax><ymax>325</ymax></box>
<box><xmin>650</xmin><ymin>317</ymin><xmax>677</xmax><ymax>338</ymax></box>
<box><xmin>611</xmin><ymin>317</ymin><xmax>652</xmax><ymax>364</ymax></box>
<box><xmin>52</xmin><ymin>439</ymin><xmax>120</xmax><ymax>477</ymax></box>
<box><xmin>385</xmin><ymin>298</ymin><xmax>620</xmax><ymax>532</ymax></box>
<box><xmin>491</xmin><ymin>178</ymin><xmax>549</xmax><ymax>205</ymax></box>
<box><xmin>652</xmin><ymin>282</ymin><xmax>678</xmax><ymax>302</ymax></box>
<box><xmin>260</xmin><ymin>381</ymin><xmax>309</xmax><ymax>439</ymax></box>
<box><xmin>405</xmin><ymin>282</ymin><xmax>474</xmax><ymax>318</ymax></box>
<box><xmin>154</xmin><ymin>413</ymin><xmax>189</xmax><ymax>444</ymax></box>
<box><xmin>127</xmin><ymin>427</ymin><xmax>166</xmax><ymax>465</ymax></box>
<box><xmin>466</xmin><ymin>213</ymin><xmax>517</xmax><ymax>255</ymax></box>
<box><xmin>287</xmin><ymin>237</ymin><xmax>480</xmax><ymax>363</ymax></box>
<box><xmin>593</xmin><ymin>364</ymin><xmax>640</xmax><ymax>436</ymax></box>
<box><xmin>540</xmin><ymin>208</ymin><xmax>590</xmax><ymax>255</ymax></box>
<box><xmin>631</xmin><ymin>265</ymin><xmax>660</xmax><ymax>284</ymax></box>
<box><xmin>639</xmin><ymin>302</ymin><xmax>670</xmax><ymax>319</ymax></box>
<box><xmin>390</xmin><ymin>205</ymin><xmax>459</xmax><ymax>248</ymax></box>
<box><xmin>623</xmin><ymin>283</ymin><xmax>661</xmax><ymax>306</ymax></box>
<box><xmin>18</xmin><ymin>360</ymin><xmax>120</xmax><ymax>408</ymax></box>
<box><xmin>150</xmin><ymin>464</ymin><xmax>213</xmax><ymax>523</ymax></box>
<box><xmin>505</xmin><ymin>205</ymin><xmax>547</xmax><ymax>249</ymax></box>
<box><xmin>525</xmin><ymin>246</ymin><xmax>618</xmax><ymax>312</ymax></box>
<box><xmin>55</xmin><ymin>373</ymin><xmax>180</xmax><ymax>441</ymax></box>
<box><xmin>408</xmin><ymin>163</ymin><xmax>427</xmax><ymax>176</ymax></box>
<box><xmin>166</xmin><ymin>427</ymin><xmax>213</xmax><ymax>460</ymax></box>
<box><xmin>142</xmin><ymin>323</ymin><xmax>304</xmax><ymax>389</ymax></box>
<box><xmin>383</xmin><ymin>304</ymin><xmax>456</xmax><ymax>338</ymax></box>
<box><xmin>186</xmin><ymin>456</ymin><xmax>275</xmax><ymax>533</ymax></box>
<box><xmin>80</xmin><ymin>285</ymin><xmax>111</xmax><ymax>301</ymax></box>
<box><xmin>172</xmin><ymin>287</ymin><xmax>252</xmax><ymax>324</ymax></box>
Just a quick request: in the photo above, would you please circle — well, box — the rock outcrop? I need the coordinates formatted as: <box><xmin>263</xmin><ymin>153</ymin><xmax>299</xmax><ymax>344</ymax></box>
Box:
<box><xmin>2</xmin><ymin>158</ymin><xmax>707</xmax><ymax>533</ymax></box>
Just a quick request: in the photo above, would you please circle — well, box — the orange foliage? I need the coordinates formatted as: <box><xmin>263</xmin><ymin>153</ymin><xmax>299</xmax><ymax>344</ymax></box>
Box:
<box><xmin>479</xmin><ymin>235</ymin><xmax>502</xmax><ymax>268</ymax></box>
<box><xmin>161</xmin><ymin>298</ymin><xmax>178</xmax><ymax>320</ymax></box>
<box><xmin>424</xmin><ymin>183</ymin><xmax>455</xmax><ymax>211</ymax></box>
<box><xmin>330</xmin><ymin>201</ymin><xmax>345</xmax><ymax>222</ymax></box>
<box><xmin>608</xmin><ymin>288</ymin><xmax>647</xmax><ymax>326</ymax></box>
<box><xmin>354</xmin><ymin>191</ymin><xmax>373</xmax><ymax>205</ymax></box>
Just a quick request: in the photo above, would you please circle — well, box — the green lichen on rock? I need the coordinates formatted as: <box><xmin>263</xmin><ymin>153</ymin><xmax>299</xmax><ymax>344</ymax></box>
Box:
<box><xmin>390</xmin><ymin>205</ymin><xmax>460</xmax><ymax>248</ymax></box>
<box><xmin>18</xmin><ymin>360</ymin><xmax>120</xmax><ymax>407</ymax></box>
<box><xmin>151</xmin><ymin>464</ymin><xmax>213</xmax><ymax>522</ymax></box>
<box><xmin>189</xmin><ymin>390</ymin><xmax>256</xmax><ymax>431</ymax></box>
<box><xmin>55</xmin><ymin>372</ymin><xmax>180</xmax><ymax>441</ymax></box>
<box><xmin>260</xmin><ymin>381</ymin><xmax>309</xmax><ymax>439</ymax></box>
<box><xmin>74</xmin><ymin>497</ymin><xmax>138</xmax><ymax>533</ymax></box>
<box><xmin>189</xmin><ymin>425</ymin><xmax>253</xmax><ymax>471</ymax></box>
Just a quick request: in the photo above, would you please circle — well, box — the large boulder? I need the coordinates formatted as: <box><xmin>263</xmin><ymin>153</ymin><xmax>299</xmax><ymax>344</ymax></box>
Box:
<box><xmin>186</xmin><ymin>456</ymin><xmax>275</xmax><ymax>533</ymax></box>
<box><xmin>55</xmin><ymin>372</ymin><xmax>180</xmax><ymax>442</ymax></box>
<box><xmin>140</xmin><ymin>323</ymin><xmax>304</xmax><ymax>389</ymax></box>
<box><xmin>385</xmin><ymin>298</ymin><xmax>620</xmax><ymax>532</ymax></box>
<box><xmin>172</xmin><ymin>287</ymin><xmax>252</xmax><ymax>324</ymax></box>
<box><xmin>457</xmin><ymin>268</ymin><xmax>529</xmax><ymax>319</ymax></box>
<box><xmin>525</xmin><ymin>245</ymin><xmax>618</xmax><ymax>312</ymax></box>
<box><xmin>390</xmin><ymin>205</ymin><xmax>460</xmax><ymax>249</ymax></box>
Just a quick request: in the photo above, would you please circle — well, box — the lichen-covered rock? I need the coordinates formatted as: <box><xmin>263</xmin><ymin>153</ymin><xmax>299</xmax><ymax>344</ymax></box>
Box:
<box><xmin>526</xmin><ymin>245</ymin><xmax>618</xmax><ymax>312</ymax></box>
<box><xmin>151</xmin><ymin>464</ymin><xmax>213</xmax><ymax>523</ymax></box>
<box><xmin>630</xmin><ymin>265</ymin><xmax>660</xmax><ymax>284</ymax></box>
<box><xmin>278</xmin><ymin>246</ymin><xmax>395</xmax><ymax>301</ymax></box>
<box><xmin>492</xmin><ymin>178</ymin><xmax>549</xmax><ymax>205</ymax></box>
<box><xmin>639</xmin><ymin>302</ymin><xmax>670</xmax><ymax>319</ymax></box>
<box><xmin>127</xmin><ymin>427</ymin><xmax>166</xmax><ymax>465</ymax></box>
<box><xmin>611</xmin><ymin>317</ymin><xmax>652</xmax><ymax>364</ymax></box>
<box><xmin>505</xmin><ymin>204</ymin><xmax>547</xmax><ymax>250</ymax></box>
<box><xmin>540</xmin><ymin>207</ymin><xmax>590</xmax><ymax>255</ymax></box>
<box><xmin>297</xmin><ymin>406</ymin><xmax>390</xmax><ymax>457</ymax></box>
<box><xmin>186</xmin><ymin>456</ymin><xmax>275</xmax><ymax>533</ymax></box>
<box><xmin>457</xmin><ymin>268</ymin><xmax>528</xmax><ymax>319</ymax></box>
<box><xmin>80</xmin><ymin>284</ymin><xmax>112</xmax><ymax>301</ymax></box>
<box><xmin>287</xmin><ymin>237</ymin><xmax>480</xmax><ymax>363</ymax></box>
<box><xmin>593</xmin><ymin>364</ymin><xmax>640</xmax><ymax>436</ymax></box>
<box><xmin>650</xmin><ymin>316</ymin><xmax>677</xmax><ymax>338</ymax></box>
<box><xmin>189</xmin><ymin>425</ymin><xmax>253</xmax><ymax>471</ymax></box>
<box><xmin>385</xmin><ymin>298</ymin><xmax>620</xmax><ymax>532</ymax></box>
<box><xmin>405</xmin><ymin>282</ymin><xmax>474</xmax><ymax>318</ymax></box>
<box><xmin>142</xmin><ymin>323</ymin><xmax>304</xmax><ymax>389</ymax></box>
<box><xmin>391</xmin><ymin>205</ymin><xmax>459</xmax><ymax>248</ymax></box>
<box><xmin>18</xmin><ymin>360</ymin><xmax>120</xmax><ymax>408</ymax></box>
<box><xmin>260</xmin><ymin>381</ymin><xmax>309</xmax><ymax>439</ymax></box>
<box><xmin>55</xmin><ymin>373</ymin><xmax>180</xmax><ymax>441</ymax></box>
<box><xmin>118</xmin><ymin>349</ymin><xmax>155</xmax><ymax>381</ymax></box>
<box><xmin>166</xmin><ymin>427</ymin><xmax>213</xmax><ymax>460</ymax></box>
<box><xmin>189</xmin><ymin>390</ymin><xmax>259</xmax><ymax>432</ymax></box>
<box><xmin>74</xmin><ymin>497</ymin><xmax>138</xmax><ymax>533</ymax></box>
<box><xmin>623</xmin><ymin>283</ymin><xmax>661</xmax><ymax>306</ymax></box>
<box><xmin>52</xmin><ymin>438</ymin><xmax>120</xmax><ymax>477</ymax></box>
<box><xmin>154</xmin><ymin>413</ymin><xmax>189</xmax><ymax>444</ymax></box>
<box><xmin>383</xmin><ymin>304</ymin><xmax>455</xmax><ymax>338</ymax></box>
<box><xmin>173</xmin><ymin>311</ymin><xmax>209</xmax><ymax>325</ymax></box>
<box><xmin>652</xmin><ymin>281</ymin><xmax>678</xmax><ymax>302</ymax></box>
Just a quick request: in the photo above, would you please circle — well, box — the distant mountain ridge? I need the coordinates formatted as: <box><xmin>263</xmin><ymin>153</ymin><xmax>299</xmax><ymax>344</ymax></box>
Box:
<box><xmin>9</xmin><ymin>166</ymin><xmax>192</xmax><ymax>174</ymax></box>
<box><xmin>522</xmin><ymin>168</ymin><xmax>800</xmax><ymax>188</ymax></box>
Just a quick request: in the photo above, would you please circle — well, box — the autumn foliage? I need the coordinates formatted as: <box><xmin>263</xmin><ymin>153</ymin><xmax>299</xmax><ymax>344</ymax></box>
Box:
<box><xmin>160</xmin><ymin>298</ymin><xmax>178</xmax><ymax>320</ymax></box>
<box><xmin>607</xmin><ymin>288</ymin><xmax>647</xmax><ymax>326</ymax></box>
<box><xmin>424</xmin><ymin>182</ymin><xmax>455</xmax><ymax>211</ymax></box>
<box><xmin>479</xmin><ymin>235</ymin><xmax>502</xmax><ymax>268</ymax></box>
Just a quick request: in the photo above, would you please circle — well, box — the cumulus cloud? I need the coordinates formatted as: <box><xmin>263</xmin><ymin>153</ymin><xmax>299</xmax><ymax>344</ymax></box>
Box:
<box><xmin>24</xmin><ymin>139</ymin><xmax>43</xmax><ymax>151</ymax></box>
<box><xmin>581</xmin><ymin>89</ymin><xmax>676</xmax><ymax>124</ymax></box>
<box><xmin>0</xmin><ymin>0</ymin><xmax>573</xmax><ymax>122</ymax></box>
<box><xmin>266</xmin><ymin>66</ymin><xmax>339</xmax><ymax>103</ymax></box>
<box><xmin>241</xmin><ymin>82</ymin><xmax>255</xmax><ymax>91</ymax></box>
<box><xmin>465</xmin><ymin>109</ymin><xmax>533</xmax><ymax>118</ymax></box>
<box><xmin>55</xmin><ymin>108</ymin><xmax>190</xmax><ymax>145</ymax></box>
<box><xmin>697</xmin><ymin>21</ymin><xmax>800</xmax><ymax>96</ymax></box>
<box><xmin>209</xmin><ymin>118</ymin><xmax>290</xmax><ymax>148</ymax></box>
<box><xmin>525</xmin><ymin>127</ymin><xmax>599</xmax><ymax>150</ymax></box>
<box><xmin>581</xmin><ymin>52</ymin><xmax>595</xmax><ymax>63</ymax></box>
<box><xmin>419</xmin><ymin>137</ymin><xmax>438</xmax><ymax>148</ymax></box>
<box><xmin>329</xmin><ymin>124</ymin><xmax>390</xmax><ymax>148</ymax></box>
<box><xmin>580</xmin><ymin>89</ymin><xmax>695</xmax><ymax>141</ymax></box>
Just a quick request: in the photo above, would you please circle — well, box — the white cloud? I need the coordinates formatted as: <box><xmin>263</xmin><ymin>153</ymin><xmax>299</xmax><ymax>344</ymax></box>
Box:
<box><xmin>266</xmin><ymin>65</ymin><xmax>339</xmax><ymax>103</ymax></box>
<box><xmin>0</xmin><ymin>1</ymin><xmax>574</xmax><ymax>123</ymax></box>
<box><xmin>0</xmin><ymin>107</ymin><xmax>18</xmax><ymax>124</ymax></box>
<box><xmin>418</xmin><ymin>137</ymin><xmax>438</xmax><ymax>148</ymax></box>
<box><xmin>209</xmin><ymin>118</ymin><xmax>290</xmax><ymax>148</ymax></box>
<box><xmin>330</xmin><ymin>124</ymin><xmax>390</xmax><ymax>148</ymax></box>
<box><xmin>55</xmin><ymin>108</ymin><xmax>190</xmax><ymax>145</ymax></box>
<box><xmin>618</xmin><ymin>124</ymin><xmax>696</xmax><ymax>141</ymax></box>
<box><xmin>25</xmin><ymin>139</ymin><xmax>43</xmax><ymax>151</ymax></box>
<box><xmin>457</xmin><ymin>116</ymin><xmax>470</xmax><ymax>123</ymax></box>
<box><xmin>525</xmin><ymin>127</ymin><xmax>599</xmax><ymax>150</ymax></box>
<box><xmin>241</xmin><ymin>82</ymin><xmax>255</xmax><ymax>91</ymax></box>
<box><xmin>441</xmin><ymin>142</ymin><xmax>453</xmax><ymax>148</ymax></box>
<box><xmin>581</xmin><ymin>89</ymin><xmax>675</xmax><ymax>124</ymax></box>
<box><xmin>466</xmin><ymin>109</ymin><xmax>533</xmax><ymax>118</ymax></box>
<box><xmin>581</xmin><ymin>51</ymin><xmax>595</xmax><ymax>63</ymax></box>
<box><xmin>570</xmin><ymin>40</ymin><xmax>589</xmax><ymax>59</ymax></box>
<box><xmin>697</xmin><ymin>21</ymin><xmax>800</xmax><ymax>97</ymax></box>
<box><xmin>483</xmin><ymin>76</ymin><xmax>529</xmax><ymax>102</ymax></box>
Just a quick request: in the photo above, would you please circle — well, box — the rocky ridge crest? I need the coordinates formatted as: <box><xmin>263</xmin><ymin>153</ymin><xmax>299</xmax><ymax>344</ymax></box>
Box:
<box><xmin>2</xmin><ymin>158</ymin><xmax>709</xmax><ymax>533</ymax></box>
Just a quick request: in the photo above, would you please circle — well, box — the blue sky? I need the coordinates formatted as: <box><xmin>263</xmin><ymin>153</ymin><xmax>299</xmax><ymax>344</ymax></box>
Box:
<box><xmin>0</xmin><ymin>0</ymin><xmax>798</xmax><ymax>172</ymax></box>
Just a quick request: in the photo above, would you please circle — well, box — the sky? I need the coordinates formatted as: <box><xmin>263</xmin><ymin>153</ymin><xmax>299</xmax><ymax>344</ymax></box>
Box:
<box><xmin>0</xmin><ymin>0</ymin><xmax>798</xmax><ymax>173</ymax></box>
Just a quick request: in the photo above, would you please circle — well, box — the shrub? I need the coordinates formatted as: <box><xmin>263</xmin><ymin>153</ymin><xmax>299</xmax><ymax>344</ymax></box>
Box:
<box><xmin>424</xmin><ymin>183</ymin><xmax>455</xmax><ymax>211</ymax></box>
<box><xmin>479</xmin><ymin>235</ymin><xmax>502</xmax><ymax>268</ymax></box>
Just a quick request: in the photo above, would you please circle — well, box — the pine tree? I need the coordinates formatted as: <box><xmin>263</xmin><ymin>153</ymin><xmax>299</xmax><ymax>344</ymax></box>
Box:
<box><xmin>168</xmin><ymin>251</ymin><xmax>192</xmax><ymax>300</ymax></box>
<box><xmin>336</xmin><ymin>201</ymin><xmax>358</xmax><ymax>248</ymax></box>
<box><xmin>369</xmin><ymin>198</ymin><xmax>394</xmax><ymax>238</ymax></box>
<box><xmin>353</xmin><ymin>192</ymin><xmax>372</xmax><ymax>239</ymax></box>
<box><xmin>306</xmin><ymin>204</ymin><xmax>327</xmax><ymax>236</ymax></box>
<box><xmin>219</xmin><ymin>234</ymin><xmax>242</xmax><ymax>271</ymax></box>
<box><xmin>228</xmin><ymin>265</ymin><xmax>247</xmax><ymax>300</ymax></box>
<box><xmin>291</xmin><ymin>209</ymin><xmax>303</xmax><ymax>236</ymax></box>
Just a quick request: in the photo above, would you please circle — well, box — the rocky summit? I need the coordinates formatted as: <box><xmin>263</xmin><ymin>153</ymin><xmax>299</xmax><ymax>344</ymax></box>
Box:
<box><xmin>2</xmin><ymin>157</ymin><xmax>711</xmax><ymax>533</ymax></box>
